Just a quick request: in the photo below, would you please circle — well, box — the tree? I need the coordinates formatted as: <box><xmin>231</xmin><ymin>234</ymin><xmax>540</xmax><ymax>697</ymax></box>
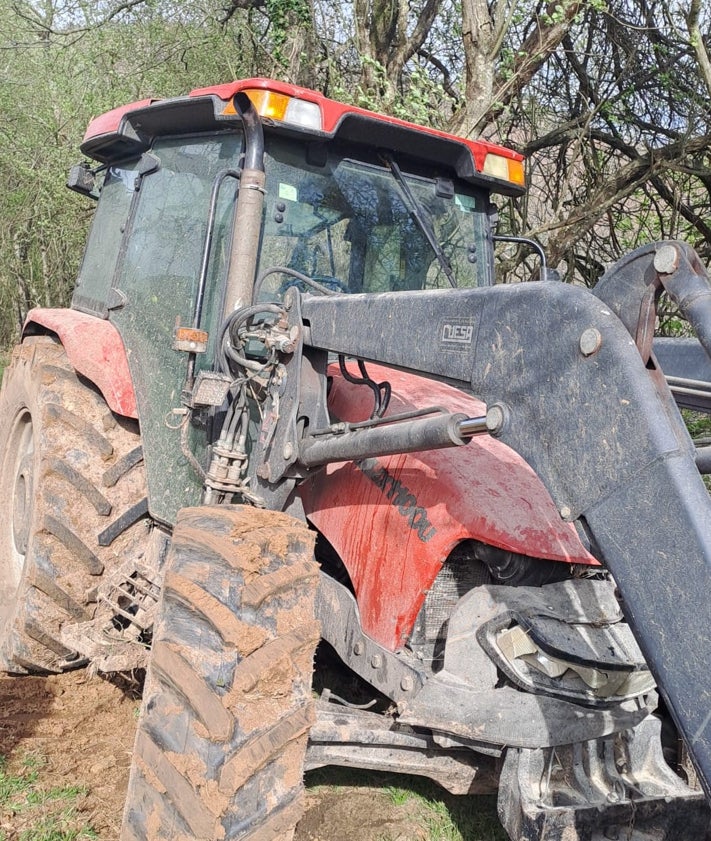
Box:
<box><xmin>2</xmin><ymin>0</ymin><xmax>711</xmax><ymax>341</ymax></box>
<box><xmin>513</xmin><ymin>1</ymin><xmax>711</xmax><ymax>283</ymax></box>
<box><xmin>0</xmin><ymin>0</ymin><xmax>256</xmax><ymax>344</ymax></box>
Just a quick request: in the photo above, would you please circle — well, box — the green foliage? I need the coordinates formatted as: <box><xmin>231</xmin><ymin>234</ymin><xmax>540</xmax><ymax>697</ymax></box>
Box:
<box><xmin>1</xmin><ymin>0</ymin><xmax>711</xmax><ymax>341</ymax></box>
<box><xmin>330</xmin><ymin>57</ymin><xmax>448</xmax><ymax>129</ymax></box>
<box><xmin>264</xmin><ymin>0</ymin><xmax>312</xmax><ymax>67</ymax></box>
<box><xmin>0</xmin><ymin>0</ymin><xmax>256</xmax><ymax>348</ymax></box>
<box><xmin>682</xmin><ymin>409</ymin><xmax>711</xmax><ymax>442</ymax></box>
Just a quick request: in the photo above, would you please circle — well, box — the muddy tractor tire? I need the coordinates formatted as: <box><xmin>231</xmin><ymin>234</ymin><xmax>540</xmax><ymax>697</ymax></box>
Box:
<box><xmin>0</xmin><ymin>336</ymin><xmax>149</xmax><ymax>673</ymax></box>
<box><xmin>121</xmin><ymin>505</ymin><xmax>320</xmax><ymax>841</ymax></box>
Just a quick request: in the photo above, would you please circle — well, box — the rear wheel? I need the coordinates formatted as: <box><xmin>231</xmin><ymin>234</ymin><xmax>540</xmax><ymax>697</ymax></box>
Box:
<box><xmin>121</xmin><ymin>505</ymin><xmax>320</xmax><ymax>841</ymax></box>
<box><xmin>0</xmin><ymin>336</ymin><xmax>149</xmax><ymax>673</ymax></box>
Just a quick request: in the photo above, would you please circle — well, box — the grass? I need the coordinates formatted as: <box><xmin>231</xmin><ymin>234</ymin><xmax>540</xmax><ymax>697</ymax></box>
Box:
<box><xmin>383</xmin><ymin>778</ymin><xmax>505</xmax><ymax>841</ymax></box>
<box><xmin>0</xmin><ymin>754</ymin><xmax>97</xmax><ymax>841</ymax></box>
<box><xmin>683</xmin><ymin>409</ymin><xmax>711</xmax><ymax>441</ymax></box>
<box><xmin>305</xmin><ymin>767</ymin><xmax>507</xmax><ymax>841</ymax></box>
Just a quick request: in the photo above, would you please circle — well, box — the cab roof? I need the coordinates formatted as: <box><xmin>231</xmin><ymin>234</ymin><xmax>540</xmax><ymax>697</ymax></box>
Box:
<box><xmin>82</xmin><ymin>78</ymin><xmax>525</xmax><ymax>196</ymax></box>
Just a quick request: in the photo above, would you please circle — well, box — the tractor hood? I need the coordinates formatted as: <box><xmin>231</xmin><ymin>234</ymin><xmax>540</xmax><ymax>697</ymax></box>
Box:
<box><xmin>300</xmin><ymin>363</ymin><xmax>596</xmax><ymax>651</ymax></box>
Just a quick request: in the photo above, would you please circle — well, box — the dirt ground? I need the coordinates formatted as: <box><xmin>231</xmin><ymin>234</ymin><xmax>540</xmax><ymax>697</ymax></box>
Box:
<box><xmin>0</xmin><ymin>670</ymin><xmax>474</xmax><ymax>841</ymax></box>
<box><xmin>9</xmin><ymin>670</ymin><xmax>705</xmax><ymax>841</ymax></box>
<box><xmin>0</xmin><ymin>671</ymin><xmax>136</xmax><ymax>838</ymax></box>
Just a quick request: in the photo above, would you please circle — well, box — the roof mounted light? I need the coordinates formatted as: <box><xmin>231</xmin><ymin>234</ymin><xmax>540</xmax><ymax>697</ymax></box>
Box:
<box><xmin>483</xmin><ymin>152</ymin><xmax>525</xmax><ymax>188</ymax></box>
<box><xmin>223</xmin><ymin>88</ymin><xmax>322</xmax><ymax>132</ymax></box>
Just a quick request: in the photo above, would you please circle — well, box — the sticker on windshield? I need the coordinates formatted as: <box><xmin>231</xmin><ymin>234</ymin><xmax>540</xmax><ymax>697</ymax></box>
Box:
<box><xmin>279</xmin><ymin>183</ymin><xmax>298</xmax><ymax>202</ymax></box>
<box><xmin>455</xmin><ymin>194</ymin><xmax>477</xmax><ymax>211</ymax></box>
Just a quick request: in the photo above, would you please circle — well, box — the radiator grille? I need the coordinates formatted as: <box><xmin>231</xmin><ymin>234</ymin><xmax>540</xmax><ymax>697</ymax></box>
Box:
<box><xmin>413</xmin><ymin>543</ymin><xmax>492</xmax><ymax>659</ymax></box>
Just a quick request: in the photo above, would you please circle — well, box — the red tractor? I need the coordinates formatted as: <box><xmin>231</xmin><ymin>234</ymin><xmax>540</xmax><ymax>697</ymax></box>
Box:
<box><xmin>2</xmin><ymin>78</ymin><xmax>711</xmax><ymax>840</ymax></box>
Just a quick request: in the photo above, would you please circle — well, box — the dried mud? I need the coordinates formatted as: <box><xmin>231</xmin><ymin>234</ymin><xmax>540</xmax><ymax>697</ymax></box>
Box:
<box><xmin>0</xmin><ymin>670</ymin><xmax>447</xmax><ymax>840</ymax></box>
<box><xmin>0</xmin><ymin>670</ymin><xmax>137</xmax><ymax>838</ymax></box>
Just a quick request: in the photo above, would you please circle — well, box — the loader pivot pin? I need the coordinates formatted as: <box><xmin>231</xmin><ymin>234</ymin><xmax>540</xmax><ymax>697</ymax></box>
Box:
<box><xmin>485</xmin><ymin>404</ymin><xmax>508</xmax><ymax>436</ymax></box>
<box><xmin>653</xmin><ymin>244</ymin><xmax>679</xmax><ymax>275</ymax></box>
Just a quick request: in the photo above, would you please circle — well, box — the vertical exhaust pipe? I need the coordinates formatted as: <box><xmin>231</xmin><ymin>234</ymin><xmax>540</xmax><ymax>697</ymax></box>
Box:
<box><xmin>222</xmin><ymin>92</ymin><xmax>266</xmax><ymax>318</ymax></box>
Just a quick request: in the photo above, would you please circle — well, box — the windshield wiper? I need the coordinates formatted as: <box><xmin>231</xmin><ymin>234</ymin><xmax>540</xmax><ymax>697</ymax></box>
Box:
<box><xmin>382</xmin><ymin>153</ymin><xmax>457</xmax><ymax>288</ymax></box>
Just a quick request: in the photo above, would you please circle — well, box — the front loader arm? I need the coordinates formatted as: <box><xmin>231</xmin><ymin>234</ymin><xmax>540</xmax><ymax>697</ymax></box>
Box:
<box><xmin>289</xmin><ymin>278</ymin><xmax>711</xmax><ymax>797</ymax></box>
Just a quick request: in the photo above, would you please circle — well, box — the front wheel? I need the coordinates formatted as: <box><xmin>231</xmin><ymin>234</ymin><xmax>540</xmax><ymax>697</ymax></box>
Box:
<box><xmin>122</xmin><ymin>505</ymin><xmax>320</xmax><ymax>840</ymax></box>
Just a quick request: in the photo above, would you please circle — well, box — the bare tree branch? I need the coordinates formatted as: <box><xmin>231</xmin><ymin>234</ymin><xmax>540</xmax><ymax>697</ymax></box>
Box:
<box><xmin>686</xmin><ymin>0</ymin><xmax>711</xmax><ymax>99</ymax></box>
<box><xmin>482</xmin><ymin>0</ymin><xmax>583</xmax><ymax>130</ymax></box>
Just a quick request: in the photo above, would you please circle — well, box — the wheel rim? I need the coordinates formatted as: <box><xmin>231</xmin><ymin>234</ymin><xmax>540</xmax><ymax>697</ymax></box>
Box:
<box><xmin>3</xmin><ymin>408</ymin><xmax>34</xmax><ymax>596</ymax></box>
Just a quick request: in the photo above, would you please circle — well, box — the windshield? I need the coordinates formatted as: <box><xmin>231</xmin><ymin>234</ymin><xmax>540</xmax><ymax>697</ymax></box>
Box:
<box><xmin>76</xmin><ymin>132</ymin><xmax>494</xmax><ymax>318</ymax></box>
<box><xmin>256</xmin><ymin>136</ymin><xmax>493</xmax><ymax>300</ymax></box>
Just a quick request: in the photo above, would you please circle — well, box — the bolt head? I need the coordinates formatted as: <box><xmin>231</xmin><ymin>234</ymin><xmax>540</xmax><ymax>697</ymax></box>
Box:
<box><xmin>579</xmin><ymin>327</ymin><xmax>602</xmax><ymax>357</ymax></box>
<box><xmin>653</xmin><ymin>244</ymin><xmax>679</xmax><ymax>275</ymax></box>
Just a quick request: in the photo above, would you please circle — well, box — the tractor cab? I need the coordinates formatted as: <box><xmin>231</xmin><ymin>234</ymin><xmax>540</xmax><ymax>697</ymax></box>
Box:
<box><xmin>65</xmin><ymin>79</ymin><xmax>526</xmax><ymax>524</ymax></box>
<box><xmin>70</xmin><ymin>80</ymin><xmax>525</xmax><ymax>317</ymax></box>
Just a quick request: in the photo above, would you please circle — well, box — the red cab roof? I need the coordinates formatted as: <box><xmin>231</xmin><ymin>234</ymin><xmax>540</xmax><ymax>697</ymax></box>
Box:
<box><xmin>82</xmin><ymin>78</ymin><xmax>524</xmax><ymax>194</ymax></box>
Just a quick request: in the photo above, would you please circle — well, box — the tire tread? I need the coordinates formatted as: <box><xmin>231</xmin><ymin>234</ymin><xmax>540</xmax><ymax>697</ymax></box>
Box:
<box><xmin>0</xmin><ymin>337</ymin><xmax>149</xmax><ymax>673</ymax></box>
<box><xmin>122</xmin><ymin>505</ymin><xmax>319</xmax><ymax>840</ymax></box>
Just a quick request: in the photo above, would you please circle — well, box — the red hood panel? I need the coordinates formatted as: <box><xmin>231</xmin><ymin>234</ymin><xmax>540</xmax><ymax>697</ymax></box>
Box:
<box><xmin>301</xmin><ymin>363</ymin><xmax>597</xmax><ymax>651</ymax></box>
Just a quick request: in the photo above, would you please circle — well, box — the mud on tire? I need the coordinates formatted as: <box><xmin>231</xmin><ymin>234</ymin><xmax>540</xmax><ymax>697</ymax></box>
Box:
<box><xmin>0</xmin><ymin>336</ymin><xmax>149</xmax><ymax>673</ymax></box>
<box><xmin>122</xmin><ymin>505</ymin><xmax>320</xmax><ymax>841</ymax></box>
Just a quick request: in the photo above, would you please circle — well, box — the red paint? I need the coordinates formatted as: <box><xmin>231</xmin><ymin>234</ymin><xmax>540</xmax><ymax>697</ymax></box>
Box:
<box><xmin>24</xmin><ymin>313</ymin><xmax>592</xmax><ymax>651</ymax></box>
<box><xmin>301</xmin><ymin>364</ymin><xmax>597</xmax><ymax>652</ymax></box>
<box><xmin>83</xmin><ymin>99</ymin><xmax>155</xmax><ymax>146</ymax></box>
<box><xmin>24</xmin><ymin>309</ymin><xmax>137</xmax><ymax>419</ymax></box>
<box><xmin>190</xmin><ymin>78</ymin><xmax>524</xmax><ymax>171</ymax></box>
<box><xmin>81</xmin><ymin>79</ymin><xmax>523</xmax><ymax>173</ymax></box>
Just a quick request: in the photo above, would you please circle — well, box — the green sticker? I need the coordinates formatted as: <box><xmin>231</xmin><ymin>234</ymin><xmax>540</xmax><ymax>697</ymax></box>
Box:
<box><xmin>279</xmin><ymin>183</ymin><xmax>298</xmax><ymax>202</ymax></box>
<box><xmin>455</xmin><ymin>194</ymin><xmax>477</xmax><ymax>211</ymax></box>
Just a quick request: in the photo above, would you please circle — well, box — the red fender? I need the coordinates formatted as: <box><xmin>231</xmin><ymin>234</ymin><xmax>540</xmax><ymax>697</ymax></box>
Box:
<box><xmin>300</xmin><ymin>363</ymin><xmax>597</xmax><ymax>652</ymax></box>
<box><xmin>23</xmin><ymin>308</ymin><xmax>138</xmax><ymax>419</ymax></box>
